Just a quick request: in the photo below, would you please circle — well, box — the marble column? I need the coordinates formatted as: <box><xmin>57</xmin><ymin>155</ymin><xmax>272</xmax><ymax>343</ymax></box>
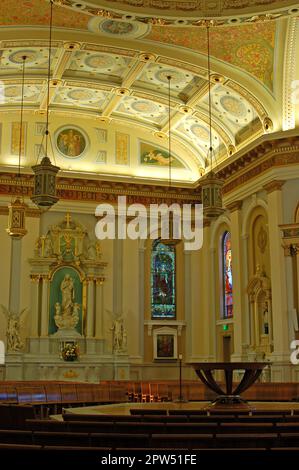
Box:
<box><xmin>95</xmin><ymin>278</ymin><xmax>104</xmax><ymax>338</ymax></box>
<box><xmin>227</xmin><ymin>201</ymin><xmax>243</xmax><ymax>361</ymax></box>
<box><xmin>242</xmin><ymin>234</ymin><xmax>251</xmax><ymax>350</ymax></box>
<box><xmin>264</xmin><ymin>181</ymin><xmax>289</xmax><ymax>362</ymax></box>
<box><xmin>201</xmin><ymin>220</ymin><xmax>212</xmax><ymax>359</ymax></box>
<box><xmin>40</xmin><ymin>276</ymin><xmax>49</xmax><ymax>337</ymax></box>
<box><xmin>184</xmin><ymin>249</ymin><xmax>192</xmax><ymax>359</ymax></box>
<box><xmin>30</xmin><ymin>276</ymin><xmax>40</xmax><ymax>337</ymax></box>
<box><xmin>138</xmin><ymin>246</ymin><xmax>145</xmax><ymax>359</ymax></box>
<box><xmin>86</xmin><ymin>279</ymin><xmax>95</xmax><ymax>338</ymax></box>
<box><xmin>9</xmin><ymin>238</ymin><xmax>22</xmax><ymax>316</ymax></box>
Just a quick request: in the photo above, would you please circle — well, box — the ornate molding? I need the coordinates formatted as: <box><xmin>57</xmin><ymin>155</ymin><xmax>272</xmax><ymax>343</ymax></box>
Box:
<box><xmin>56</xmin><ymin>0</ymin><xmax>299</xmax><ymax>26</ymax></box>
<box><xmin>263</xmin><ymin>180</ymin><xmax>285</xmax><ymax>193</ymax></box>
<box><xmin>218</xmin><ymin>137</ymin><xmax>299</xmax><ymax>194</ymax></box>
<box><xmin>226</xmin><ymin>200</ymin><xmax>243</xmax><ymax>212</ymax></box>
<box><xmin>280</xmin><ymin>223</ymin><xmax>299</xmax><ymax>256</ymax></box>
<box><xmin>0</xmin><ymin>173</ymin><xmax>201</xmax><ymax>206</ymax></box>
<box><xmin>282</xmin><ymin>18</ymin><xmax>298</xmax><ymax>131</ymax></box>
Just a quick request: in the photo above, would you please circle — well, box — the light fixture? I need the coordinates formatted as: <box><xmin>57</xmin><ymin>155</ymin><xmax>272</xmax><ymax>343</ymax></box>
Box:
<box><xmin>159</xmin><ymin>75</ymin><xmax>181</xmax><ymax>246</ymax></box>
<box><xmin>6</xmin><ymin>55</ymin><xmax>28</xmax><ymax>239</ymax></box>
<box><xmin>31</xmin><ymin>0</ymin><xmax>60</xmax><ymax>209</ymax></box>
<box><xmin>201</xmin><ymin>25</ymin><xmax>224</xmax><ymax>219</ymax></box>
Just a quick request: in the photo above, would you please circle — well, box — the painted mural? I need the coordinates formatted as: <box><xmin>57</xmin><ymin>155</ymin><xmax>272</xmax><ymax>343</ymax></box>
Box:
<box><xmin>116</xmin><ymin>132</ymin><xmax>129</xmax><ymax>165</ymax></box>
<box><xmin>11</xmin><ymin>122</ymin><xmax>26</xmax><ymax>155</ymax></box>
<box><xmin>147</xmin><ymin>23</ymin><xmax>275</xmax><ymax>90</ymax></box>
<box><xmin>140</xmin><ymin>141</ymin><xmax>184</xmax><ymax>168</ymax></box>
<box><xmin>56</xmin><ymin>127</ymin><xmax>87</xmax><ymax>158</ymax></box>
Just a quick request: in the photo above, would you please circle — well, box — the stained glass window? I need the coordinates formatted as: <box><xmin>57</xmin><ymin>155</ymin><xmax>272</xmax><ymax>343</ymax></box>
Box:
<box><xmin>151</xmin><ymin>240</ymin><xmax>176</xmax><ymax>319</ymax></box>
<box><xmin>222</xmin><ymin>231</ymin><xmax>233</xmax><ymax>319</ymax></box>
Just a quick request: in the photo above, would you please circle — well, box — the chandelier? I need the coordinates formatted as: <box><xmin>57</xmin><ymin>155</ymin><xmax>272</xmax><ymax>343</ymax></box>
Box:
<box><xmin>6</xmin><ymin>55</ymin><xmax>28</xmax><ymax>239</ymax></box>
<box><xmin>201</xmin><ymin>25</ymin><xmax>224</xmax><ymax>219</ymax></box>
<box><xmin>31</xmin><ymin>0</ymin><xmax>60</xmax><ymax>209</ymax></box>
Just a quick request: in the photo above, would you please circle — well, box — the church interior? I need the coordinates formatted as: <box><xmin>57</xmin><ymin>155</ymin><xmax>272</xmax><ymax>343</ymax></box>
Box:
<box><xmin>0</xmin><ymin>0</ymin><xmax>299</xmax><ymax>461</ymax></box>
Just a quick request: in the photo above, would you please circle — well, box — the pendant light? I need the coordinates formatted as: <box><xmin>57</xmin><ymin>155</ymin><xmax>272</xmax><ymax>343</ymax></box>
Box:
<box><xmin>201</xmin><ymin>25</ymin><xmax>224</xmax><ymax>219</ymax></box>
<box><xmin>31</xmin><ymin>0</ymin><xmax>60</xmax><ymax>208</ymax></box>
<box><xmin>6</xmin><ymin>55</ymin><xmax>28</xmax><ymax>239</ymax></box>
<box><xmin>159</xmin><ymin>75</ymin><xmax>181</xmax><ymax>246</ymax></box>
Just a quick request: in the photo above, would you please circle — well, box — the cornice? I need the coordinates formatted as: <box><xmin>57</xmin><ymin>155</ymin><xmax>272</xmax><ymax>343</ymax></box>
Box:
<box><xmin>0</xmin><ymin>173</ymin><xmax>201</xmax><ymax>206</ymax></box>
<box><xmin>226</xmin><ymin>200</ymin><xmax>243</xmax><ymax>212</ymax></box>
<box><xmin>218</xmin><ymin>136</ymin><xmax>299</xmax><ymax>194</ymax></box>
<box><xmin>58</xmin><ymin>0</ymin><xmax>299</xmax><ymax>26</ymax></box>
<box><xmin>263</xmin><ymin>180</ymin><xmax>285</xmax><ymax>193</ymax></box>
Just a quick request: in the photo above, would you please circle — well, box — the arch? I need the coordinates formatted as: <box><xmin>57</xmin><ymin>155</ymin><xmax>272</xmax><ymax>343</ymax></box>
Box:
<box><xmin>210</xmin><ymin>213</ymin><xmax>231</xmax><ymax>249</ymax></box>
<box><xmin>242</xmin><ymin>196</ymin><xmax>268</xmax><ymax>237</ymax></box>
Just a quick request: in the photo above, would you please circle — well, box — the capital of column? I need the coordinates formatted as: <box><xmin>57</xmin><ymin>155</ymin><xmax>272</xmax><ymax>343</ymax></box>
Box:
<box><xmin>226</xmin><ymin>200</ymin><xmax>243</xmax><ymax>212</ymax></box>
<box><xmin>263</xmin><ymin>180</ymin><xmax>285</xmax><ymax>194</ymax></box>
<box><xmin>96</xmin><ymin>277</ymin><xmax>105</xmax><ymax>286</ymax></box>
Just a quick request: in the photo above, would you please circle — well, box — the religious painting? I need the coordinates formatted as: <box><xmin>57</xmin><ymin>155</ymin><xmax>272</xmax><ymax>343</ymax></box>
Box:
<box><xmin>153</xmin><ymin>327</ymin><xmax>177</xmax><ymax>360</ymax></box>
<box><xmin>95</xmin><ymin>128</ymin><xmax>107</xmax><ymax>144</ymax></box>
<box><xmin>116</xmin><ymin>132</ymin><xmax>129</xmax><ymax>165</ymax></box>
<box><xmin>56</xmin><ymin>126</ymin><xmax>87</xmax><ymax>158</ymax></box>
<box><xmin>49</xmin><ymin>266</ymin><xmax>83</xmax><ymax>335</ymax></box>
<box><xmin>11</xmin><ymin>122</ymin><xmax>27</xmax><ymax>155</ymax></box>
<box><xmin>151</xmin><ymin>240</ymin><xmax>176</xmax><ymax>319</ymax></box>
<box><xmin>96</xmin><ymin>150</ymin><xmax>107</xmax><ymax>163</ymax></box>
<box><xmin>157</xmin><ymin>335</ymin><xmax>174</xmax><ymax>358</ymax></box>
<box><xmin>140</xmin><ymin>141</ymin><xmax>184</xmax><ymax>168</ymax></box>
<box><xmin>222</xmin><ymin>231</ymin><xmax>233</xmax><ymax>319</ymax></box>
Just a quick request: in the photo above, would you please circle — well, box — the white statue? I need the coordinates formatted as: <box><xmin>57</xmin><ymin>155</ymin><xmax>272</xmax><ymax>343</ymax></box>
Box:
<box><xmin>61</xmin><ymin>274</ymin><xmax>74</xmax><ymax>317</ymax></box>
<box><xmin>54</xmin><ymin>275</ymin><xmax>80</xmax><ymax>330</ymax></box>
<box><xmin>1</xmin><ymin>306</ymin><xmax>26</xmax><ymax>352</ymax></box>
<box><xmin>108</xmin><ymin>313</ymin><xmax>127</xmax><ymax>353</ymax></box>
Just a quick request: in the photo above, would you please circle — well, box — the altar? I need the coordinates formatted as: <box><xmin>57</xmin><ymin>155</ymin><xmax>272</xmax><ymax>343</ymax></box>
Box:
<box><xmin>4</xmin><ymin>214</ymin><xmax>130</xmax><ymax>381</ymax></box>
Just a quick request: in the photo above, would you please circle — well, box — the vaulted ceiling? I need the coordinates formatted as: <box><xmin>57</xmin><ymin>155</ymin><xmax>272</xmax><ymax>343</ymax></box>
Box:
<box><xmin>0</xmin><ymin>0</ymin><xmax>298</xmax><ymax>184</ymax></box>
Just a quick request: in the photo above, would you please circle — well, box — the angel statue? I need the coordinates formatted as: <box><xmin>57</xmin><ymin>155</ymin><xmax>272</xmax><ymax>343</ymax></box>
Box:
<box><xmin>0</xmin><ymin>305</ymin><xmax>27</xmax><ymax>352</ymax></box>
<box><xmin>107</xmin><ymin>310</ymin><xmax>127</xmax><ymax>353</ymax></box>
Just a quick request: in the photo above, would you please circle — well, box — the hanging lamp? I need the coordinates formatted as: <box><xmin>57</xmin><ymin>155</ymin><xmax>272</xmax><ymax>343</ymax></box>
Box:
<box><xmin>31</xmin><ymin>0</ymin><xmax>60</xmax><ymax>208</ymax></box>
<box><xmin>6</xmin><ymin>55</ymin><xmax>28</xmax><ymax>239</ymax></box>
<box><xmin>201</xmin><ymin>25</ymin><xmax>224</xmax><ymax>219</ymax></box>
<box><xmin>159</xmin><ymin>75</ymin><xmax>181</xmax><ymax>246</ymax></box>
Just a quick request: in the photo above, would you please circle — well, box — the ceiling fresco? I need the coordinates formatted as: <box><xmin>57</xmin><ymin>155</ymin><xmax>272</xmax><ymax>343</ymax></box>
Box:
<box><xmin>0</xmin><ymin>0</ymin><xmax>294</xmax><ymax>183</ymax></box>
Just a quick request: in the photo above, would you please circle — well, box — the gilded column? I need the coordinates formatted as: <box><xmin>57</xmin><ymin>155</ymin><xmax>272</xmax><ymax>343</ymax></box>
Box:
<box><xmin>95</xmin><ymin>278</ymin><xmax>105</xmax><ymax>338</ymax></box>
<box><xmin>264</xmin><ymin>180</ymin><xmax>289</xmax><ymax>362</ymax></box>
<box><xmin>86</xmin><ymin>278</ymin><xmax>95</xmax><ymax>338</ymax></box>
<box><xmin>30</xmin><ymin>276</ymin><xmax>40</xmax><ymax>337</ymax></box>
<box><xmin>227</xmin><ymin>201</ymin><xmax>243</xmax><ymax>361</ymax></box>
<box><xmin>40</xmin><ymin>276</ymin><xmax>49</xmax><ymax>337</ymax></box>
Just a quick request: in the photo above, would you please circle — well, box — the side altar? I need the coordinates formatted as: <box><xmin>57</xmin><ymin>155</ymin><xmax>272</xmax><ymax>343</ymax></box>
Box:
<box><xmin>5</xmin><ymin>214</ymin><xmax>130</xmax><ymax>382</ymax></box>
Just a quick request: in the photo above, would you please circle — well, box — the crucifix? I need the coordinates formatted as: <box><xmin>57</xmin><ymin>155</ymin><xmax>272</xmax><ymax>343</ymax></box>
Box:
<box><xmin>65</xmin><ymin>213</ymin><xmax>72</xmax><ymax>228</ymax></box>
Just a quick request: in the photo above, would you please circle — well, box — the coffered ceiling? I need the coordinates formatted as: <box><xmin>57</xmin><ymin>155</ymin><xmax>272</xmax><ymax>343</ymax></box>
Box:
<box><xmin>0</xmin><ymin>0</ymin><xmax>297</xmax><ymax>184</ymax></box>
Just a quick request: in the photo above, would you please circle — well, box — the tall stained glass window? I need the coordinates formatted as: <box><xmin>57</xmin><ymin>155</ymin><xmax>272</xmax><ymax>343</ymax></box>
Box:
<box><xmin>222</xmin><ymin>231</ymin><xmax>233</xmax><ymax>318</ymax></box>
<box><xmin>151</xmin><ymin>240</ymin><xmax>176</xmax><ymax>319</ymax></box>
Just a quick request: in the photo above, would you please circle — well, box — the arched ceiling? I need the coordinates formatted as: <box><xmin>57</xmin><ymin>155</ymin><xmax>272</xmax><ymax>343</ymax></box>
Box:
<box><xmin>0</xmin><ymin>0</ymin><xmax>297</xmax><ymax>185</ymax></box>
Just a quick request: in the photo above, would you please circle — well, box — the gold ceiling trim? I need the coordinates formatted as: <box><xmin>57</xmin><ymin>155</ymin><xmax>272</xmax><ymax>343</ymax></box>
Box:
<box><xmin>56</xmin><ymin>0</ymin><xmax>298</xmax><ymax>26</ymax></box>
